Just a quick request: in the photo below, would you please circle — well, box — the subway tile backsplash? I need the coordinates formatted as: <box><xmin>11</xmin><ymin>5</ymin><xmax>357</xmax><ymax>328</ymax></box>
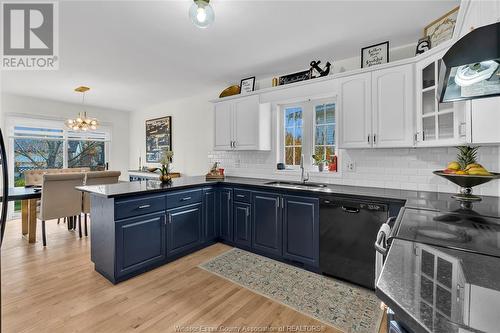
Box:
<box><xmin>208</xmin><ymin>147</ymin><xmax>500</xmax><ymax>197</ymax></box>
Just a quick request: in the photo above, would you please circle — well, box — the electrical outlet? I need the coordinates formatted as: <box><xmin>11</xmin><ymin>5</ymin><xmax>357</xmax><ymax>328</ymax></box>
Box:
<box><xmin>346</xmin><ymin>161</ymin><xmax>356</xmax><ymax>172</ymax></box>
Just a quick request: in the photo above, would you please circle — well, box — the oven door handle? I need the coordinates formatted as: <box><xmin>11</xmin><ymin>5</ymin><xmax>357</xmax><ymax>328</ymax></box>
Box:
<box><xmin>374</xmin><ymin>217</ymin><xmax>396</xmax><ymax>256</ymax></box>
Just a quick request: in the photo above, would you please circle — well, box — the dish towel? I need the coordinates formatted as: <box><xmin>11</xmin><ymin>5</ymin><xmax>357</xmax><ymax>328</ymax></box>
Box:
<box><xmin>375</xmin><ymin>223</ymin><xmax>391</xmax><ymax>286</ymax></box>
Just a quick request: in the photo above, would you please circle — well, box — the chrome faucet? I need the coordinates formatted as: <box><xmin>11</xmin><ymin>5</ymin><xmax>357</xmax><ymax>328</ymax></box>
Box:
<box><xmin>300</xmin><ymin>154</ymin><xmax>309</xmax><ymax>183</ymax></box>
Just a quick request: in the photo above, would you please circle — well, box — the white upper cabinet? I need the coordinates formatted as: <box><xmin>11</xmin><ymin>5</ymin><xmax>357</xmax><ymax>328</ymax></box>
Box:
<box><xmin>469</xmin><ymin>97</ymin><xmax>500</xmax><ymax>144</ymax></box>
<box><xmin>415</xmin><ymin>51</ymin><xmax>467</xmax><ymax>147</ymax></box>
<box><xmin>214</xmin><ymin>101</ymin><xmax>233</xmax><ymax>150</ymax></box>
<box><xmin>338</xmin><ymin>65</ymin><xmax>415</xmax><ymax>149</ymax></box>
<box><xmin>457</xmin><ymin>0</ymin><xmax>500</xmax><ymax>38</ymax></box>
<box><xmin>213</xmin><ymin>95</ymin><xmax>271</xmax><ymax>151</ymax></box>
<box><xmin>372</xmin><ymin>64</ymin><xmax>414</xmax><ymax>148</ymax></box>
<box><xmin>338</xmin><ymin>72</ymin><xmax>372</xmax><ymax>149</ymax></box>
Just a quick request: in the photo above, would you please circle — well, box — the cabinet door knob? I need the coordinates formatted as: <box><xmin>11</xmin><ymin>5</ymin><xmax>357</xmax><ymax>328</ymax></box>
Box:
<box><xmin>373</xmin><ymin>134</ymin><xmax>376</xmax><ymax>144</ymax></box>
<box><xmin>367</xmin><ymin>135</ymin><xmax>370</xmax><ymax>144</ymax></box>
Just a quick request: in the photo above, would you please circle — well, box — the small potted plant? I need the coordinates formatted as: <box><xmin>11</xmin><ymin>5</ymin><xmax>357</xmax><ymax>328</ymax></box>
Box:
<box><xmin>159</xmin><ymin>150</ymin><xmax>174</xmax><ymax>183</ymax></box>
<box><xmin>312</xmin><ymin>154</ymin><xmax>326</xmax><ymax>172</ymax></box>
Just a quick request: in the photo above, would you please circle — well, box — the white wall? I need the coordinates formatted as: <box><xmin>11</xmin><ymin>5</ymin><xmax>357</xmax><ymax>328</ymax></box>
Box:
<box><xmin>256</xmin><ymin>43</ymin><xmax>416</xmax><ymax>90</ymax></box>
<box><xmin>129</xmin><ymin>90</ymin><xmax>219</xmax><ymax>176</ymax></box>
<box><xmin>1</xmin><ymin>93</ymin><xmax>130</xmax><ymax>179</ymax></box>
<box><xmin>209</xmin><ymin>147</ymin><xmax>500</xmax><ymax>196</ymax></box>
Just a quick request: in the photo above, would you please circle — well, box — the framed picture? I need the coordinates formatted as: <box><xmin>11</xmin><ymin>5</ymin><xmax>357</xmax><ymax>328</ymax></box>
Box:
<box><xmin>424</xmin><ymin>6</ymin><xmax>459</xmax><ymax>48</ymax></box>
<box><xmin>279</xmin><ymin>69</ymin><xmax>312</xmax><ymax>85</ymax></box>
<box><xmin>240</xmin><ymin>77</ymin><xmax>255</xmax><ymax>94</ymax></box>
<box><xmin>361</xmin><ymin>41</ymin><xmax>389</xmax><ymax>68</ymax></box>
<box><xmin>415</xmin><ymin>36</ymin><xmax>431</xmax><ymax>55</ymax></box>
<box><xmin>145</xmin><ymin>116</ymin><xmax>172</xmax><ymax>163</ymax></box>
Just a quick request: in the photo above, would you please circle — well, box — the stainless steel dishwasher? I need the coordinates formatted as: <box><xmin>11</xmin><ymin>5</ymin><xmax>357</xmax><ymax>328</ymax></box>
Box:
<box><xmin>319</xmin><ymin>196</ymin><xmax>389</xmax><ymax>289</ymax></box>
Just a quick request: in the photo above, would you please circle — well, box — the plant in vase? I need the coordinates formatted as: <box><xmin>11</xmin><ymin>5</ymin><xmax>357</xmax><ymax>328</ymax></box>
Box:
<box><xmin>159</xmin><ymin>150</ymin><xmax>174</xmax><ymax>183</ymax></box>
<box><xmin>312</xmin><ymin>154</ymin><xmax>327</xmax><ymax>172</ymax></box>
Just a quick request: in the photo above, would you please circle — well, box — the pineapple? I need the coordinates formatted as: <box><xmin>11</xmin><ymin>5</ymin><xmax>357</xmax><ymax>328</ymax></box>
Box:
<box><xmin>456</xmin><ymin>146</ymin><xmax>479</xmax><ymax>171</ymax></box>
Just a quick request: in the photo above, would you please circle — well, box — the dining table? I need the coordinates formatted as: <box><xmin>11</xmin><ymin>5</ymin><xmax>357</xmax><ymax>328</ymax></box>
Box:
<box><xmin>0</xmin><ymin>187</ymin><xmax>41</xmax><ymax>243</ymax></box>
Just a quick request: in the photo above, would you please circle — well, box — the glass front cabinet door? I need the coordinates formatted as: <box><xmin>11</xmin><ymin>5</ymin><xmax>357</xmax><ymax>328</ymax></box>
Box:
<box><xmin>415</xmin><ymin>51</ymin><xmax>468</xmax><ymax>147</ymax></box>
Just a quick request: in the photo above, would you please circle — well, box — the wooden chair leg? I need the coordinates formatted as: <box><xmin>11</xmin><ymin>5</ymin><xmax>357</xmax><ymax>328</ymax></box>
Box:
<box><xmin>42</xmin><ymin>220</ymin><xmax>47</xmax><ymax>246</ymax></box>
<box><xmin>57</xmin><ymin>218</ymin><xmax>60</xmax><ymax>224</ymax></box>
<box><xmin>78</xmin><ymin>215</ymin><xmax>82</xmax><ymax>238</ymax></box>
<box><xmin>74</xmin><ymin>216</ymin><xmax>77</xmax><ymax>230</ymax></box>
<box><xmin>84</xmin><ymin>214</ymin><xmax>88</xmax><ymax>237</ymax></box>
<box><xmin>67</xmin><ymin>216</ymin><xmax>72</xmax><ymax>230</ymax></box>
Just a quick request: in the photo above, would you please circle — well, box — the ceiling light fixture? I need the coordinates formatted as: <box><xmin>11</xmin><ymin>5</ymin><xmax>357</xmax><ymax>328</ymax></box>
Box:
<box><xmin>65</xmin><ymin>86</ymin><xmax>98</xmax><ymax>131</ymax></box>
<box><xmin>189</xmin><ymin>0</ymin><xmax>214</xmax><ymax>29</ymax></box>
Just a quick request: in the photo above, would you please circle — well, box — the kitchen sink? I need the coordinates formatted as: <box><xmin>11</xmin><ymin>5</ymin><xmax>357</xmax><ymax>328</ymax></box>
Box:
<box><xmin>264</xmin><ymin>181</ymin><xmax>328</xmax><ymax>189</ymax></box>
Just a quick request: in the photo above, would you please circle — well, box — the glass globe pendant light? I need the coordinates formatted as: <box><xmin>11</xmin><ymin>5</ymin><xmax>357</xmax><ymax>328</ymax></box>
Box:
<box><xmin>189</xmin><ymin>0</ymin><xmax>214</xmax><ymax>29</ymax></box>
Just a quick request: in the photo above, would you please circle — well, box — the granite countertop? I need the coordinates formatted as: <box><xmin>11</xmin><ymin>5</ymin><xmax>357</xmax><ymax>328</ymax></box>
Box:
<box><xmin>377</xmin><ymin>238</ymin><xmax>500</xmax><ymax>333</ymax></box>
<box><xmin>76</xmin><ymin>175</ymin><xmax>500</xmax><ymax>217</ymax></box>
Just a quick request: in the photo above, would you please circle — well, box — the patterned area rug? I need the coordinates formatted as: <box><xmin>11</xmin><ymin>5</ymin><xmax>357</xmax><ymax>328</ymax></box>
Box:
<box><xmin>199</xmin><ymin>248</ymin><xmax>383</xmax><ymax>333</ymax></box>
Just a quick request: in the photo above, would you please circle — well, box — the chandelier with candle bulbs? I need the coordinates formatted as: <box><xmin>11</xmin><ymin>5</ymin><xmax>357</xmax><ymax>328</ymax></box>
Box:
<box><xmin>65</xmin><ymin>86</ymin><xmax>98</xmax><ymax>131</ymax></box>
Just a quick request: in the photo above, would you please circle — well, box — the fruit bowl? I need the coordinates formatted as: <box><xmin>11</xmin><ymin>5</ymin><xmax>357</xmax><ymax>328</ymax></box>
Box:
<box><xmin>433</xmin><ymin>170</ymin><xmax>500</xmax><ymax>201</ymax></box>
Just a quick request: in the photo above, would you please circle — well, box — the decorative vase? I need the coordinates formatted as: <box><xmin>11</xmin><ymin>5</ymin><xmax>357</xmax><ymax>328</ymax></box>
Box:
<box><xmin>159</xmin><ymin>164</ymin><xmax>172</xmax><ymax>183</ymax></box>
<box><xmin>318</xmin><ymin>163</ymin><xmax>324</xmax><ymax>172</ymax></box>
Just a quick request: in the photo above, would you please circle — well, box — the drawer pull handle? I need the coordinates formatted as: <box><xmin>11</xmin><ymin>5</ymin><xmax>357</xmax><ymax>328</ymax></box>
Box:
<box><xmin>341</xmin><ymin>206</ymin><xmax>359</xmax><ymax>214</ymax></box>
<box><xmin>180</xmin><ymin>197</ymin><xmax>192</xmax><ymax>201</ymax></box>
<box><xmin>236</xmin><ymin>194</ymin><xmax>245</xmax><ymax>198</ymax></box>
<box><xmin>138</xmin><ymin>204</ymin><xmax>151</xmax><ymax>209</ymax></box>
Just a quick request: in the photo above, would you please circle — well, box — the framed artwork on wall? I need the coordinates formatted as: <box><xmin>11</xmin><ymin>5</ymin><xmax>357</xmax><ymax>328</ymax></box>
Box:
<box><xmin>424</xmin><ymin>6</ymin><xmax>459</xmax><ymax>48</ymax></box>
<box><xmin>240</xmin><ymin>77</ymin><xmax>256</xmax><ymax>94</ymax></box>
<box><xmin>361</xmin><ymin>41</ymin><xmax>389</xmax><ymax>68</ymax></box>
<box><xmin>146</xmin><ymin>116</ymin><xmax>172</xmax><ymax>163</ymax></box>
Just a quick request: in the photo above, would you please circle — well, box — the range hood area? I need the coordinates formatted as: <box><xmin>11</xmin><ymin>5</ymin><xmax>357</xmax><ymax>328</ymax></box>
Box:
<box><xmin>439</xmin><ymin>22</ymin><xmax>500</xmax><ymax>103</ymax></box>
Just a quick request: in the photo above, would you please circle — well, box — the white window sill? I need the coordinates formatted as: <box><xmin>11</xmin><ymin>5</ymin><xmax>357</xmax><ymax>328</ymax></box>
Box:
<box><xmin>274</xmin><ymin>169</ymin><xmax>342</xmax><ymax>178</ymax></box>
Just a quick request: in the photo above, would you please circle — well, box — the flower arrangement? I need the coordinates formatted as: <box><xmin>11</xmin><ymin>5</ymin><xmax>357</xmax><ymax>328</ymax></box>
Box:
<box><xmin>159</xmin><ymin>150</ymin><xmax>173</xmax><ymax>183</ymax></box>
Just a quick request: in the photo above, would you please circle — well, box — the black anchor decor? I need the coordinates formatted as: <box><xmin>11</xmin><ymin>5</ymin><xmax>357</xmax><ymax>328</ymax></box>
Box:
<box><xmin>278</xmin><ymin>60</ymin><xmax>332</xmax><ymax>86</ymax></box>
<box><xmin>310</xmin><ymin>60</ymin><xmax>331</xmax><ymax>78</ymax></box>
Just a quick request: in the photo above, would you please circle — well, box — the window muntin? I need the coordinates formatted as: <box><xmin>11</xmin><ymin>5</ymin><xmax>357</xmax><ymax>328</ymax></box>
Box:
<box><xmin>314</xmin><ymin>102</ymin><xmax>336</xmax><ymax>161</ymax></box>
<box><xmin>284</xmin><ymin>106</ymin><xmax>303</xmax><ymax>166</ymax></box>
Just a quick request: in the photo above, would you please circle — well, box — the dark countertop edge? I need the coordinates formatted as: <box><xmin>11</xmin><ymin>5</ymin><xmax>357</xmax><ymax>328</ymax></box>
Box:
<box><xmin>375</xmin><ymin>287</ymin><xmax>430</xmax><ymax>333</ymax></box>
<box><xmin>76</xmin><ymin>178</ymin><xmax>411</xmax><ymax>203</ymax></box>
<box><xmin>75</xmin><ymin>176</ymin><xmax>500</xmax><ymax>205</ymax></box>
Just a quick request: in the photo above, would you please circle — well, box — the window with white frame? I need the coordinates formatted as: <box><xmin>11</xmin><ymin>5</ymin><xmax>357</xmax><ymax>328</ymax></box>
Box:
<box><xmin>314</xmin><ymin>102</ymin><xmax>336</xmax><ymax>161</ymax></box>
<box><xmin>8</xmin><ymin>116</ymin><xmax>111</xmax><ymax>192</ymax></box>
<box><xmin>283</xmin><ymin>106</ymin><xmax>303</xmax><ymax>166</ymax></box>
<box><xmin>280</xmin><ymin>98</ymin><xmax>336</xmax><ymax>169</ymax></box>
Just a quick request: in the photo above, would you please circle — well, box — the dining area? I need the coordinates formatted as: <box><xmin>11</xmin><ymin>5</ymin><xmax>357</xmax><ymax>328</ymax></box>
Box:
<box><xmin>4</xmin><ymin>168</ymin><xmax>121</xmax><ymax>246</ymax></box>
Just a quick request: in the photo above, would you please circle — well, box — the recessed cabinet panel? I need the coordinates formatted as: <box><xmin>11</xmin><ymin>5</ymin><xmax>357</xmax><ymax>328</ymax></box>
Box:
<box><xmin>234</xmin><ymin>202</ymin><xmax>251</xmax><ymax>248</ymax></box>
<box><xmin>116</xmin><ymin>212</ymin><xmax>166</xmax><ymax>277</ymax></box>
<box><xmin>252</xmin><ymin>192</ymin><xmax>282</xmax><ymax>257</ymax></box>
<box><xmin>282</xmin><ymin>195</ymin><xmax>319</xmax><ymax>267</ymax></box>
<box><xmin>219</xmin><ymin>188</ymin><xmax>233</xmax><ymax>242</ymax></box>
<box><xmin>233</xmin><ymin>95</ymin><xmax>260</xmax><ymax>150</ymax></box>
<box><xmin>203</xmin><ymin>188</ymin><xmax>218</xmax><ymax>242</ymax></box>
<box><xmin>471</xmin><ymin>97</ymin><xmax>500</xmax><ymax>144</ymax></box>
<box><xmin>214</xmin><ymin>102</ymin><xmax>233</xmax><ymax>150</ymax></box>
<box><xmin>338</xmin><ymin>73</ymin><xmax>372</xmax><ymax>148</ymax></box>
<box><xmin>166</xmin><ymin>203</ymin><xmax>202</xmax><ymax>257</ymax></box>
<box><xmin>372</xmin><ymin>64</ymin><xmax>414</xmax><ymax>147</ymax></box>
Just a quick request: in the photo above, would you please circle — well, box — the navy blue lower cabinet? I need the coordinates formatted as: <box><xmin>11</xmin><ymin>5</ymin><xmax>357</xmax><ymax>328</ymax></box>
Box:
<box><xmin>203</xmin><ymin>188</ymin><xmax>218</xmax><ymax>242</ymax></box>
<box><xmin>282</xmin><ymin>195</ymin><xmax>319</xmax><ymax>267</ymax></box>
<box><xmin>252</xmin><ymin>191</ymin><xmax>282</xmax><ymax>257</ymax></box>
<box><xmin>219</xmin><ymin>188</ymin><xmax>233</xmax><ymax>242</ymax></box>
<box><xmin>115</xmin><ymin>212</ymin><xmax>166</xmax><ymax>278</ymax></box>
<box><xmin>166</xmin><ymin>203</ymin><xmax>202</xmax><ymax>257</ymax></box>
<box><xmin>234</xmin><ymin>201</ymin><xmax>252</xmax><ymax>248</ymax></box>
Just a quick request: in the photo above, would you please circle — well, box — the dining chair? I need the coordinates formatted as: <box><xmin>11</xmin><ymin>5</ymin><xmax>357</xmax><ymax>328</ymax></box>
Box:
<box><xmin>38</xmin><ymin>173</ymin><xmax>85</xmax><ymax>246</ymax></box>
<box><xmin>82</xmin><ymin>171</ymin><xmax>121</xmax><ymax>237</ymax></box>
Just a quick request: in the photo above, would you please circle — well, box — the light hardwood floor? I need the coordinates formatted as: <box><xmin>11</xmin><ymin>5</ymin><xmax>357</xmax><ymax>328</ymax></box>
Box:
<box><xmin>1</xmin><ymin>218</ymin><xmax>387</xmax><ymax>333</ymax></box>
